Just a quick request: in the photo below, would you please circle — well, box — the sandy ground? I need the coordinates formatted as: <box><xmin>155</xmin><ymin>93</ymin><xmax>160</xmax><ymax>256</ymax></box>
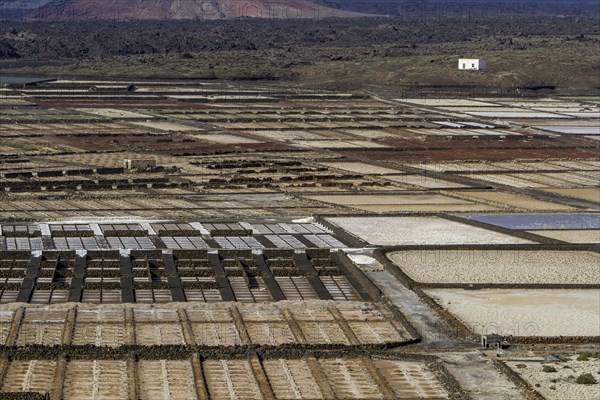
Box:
<box><xmin>468</xmin><ymin>111</ymin><xmax>568</xmax><ymax>118</ymax></box>
<box><xmin>527</xmin><ymin>230</ymin><xmax>600</xmax><ymax>244</ymax></box>
<box><xmin>310</xmin><ymin>194</ymin><xmax>472</xmax><ymax>206</ymax></box>
<box><xmin>543</xmin><ymin>188</ymin><xmax>600</xmax><ymax>203</ymax></box>
<box><xmin>424</xmin><ymin>289</ymin><xmax>600</xmax><ymax>337</ymax></box>
<box><xmin>350</xmin><ymin>204</ymin><xmax>499</xmax><ymax>213</ymax></box>
<box><xmin>193</xmin><ymin>134</ymin><xmax>263</xmax><ymax>144</ymax></box>
<box><xmin>466</xmin><ymin>172</ymin><xmax>598</xmax><ymax>189</ymax></box>
<box><xmin>441</xmin><ymin>352</ymin><xmax>526</xmax><ymax>400</ymax></box>
<box><xmin>388</xmin><ymin>250</ymin><xmax>600</xmax><ymax>285</ymax></box>
<box><xmin>130</xmin><ymin>121</ymin><xmax>202</xmax><ymax>131</ymax></box>
<box><xmin>251</xmin><ymin>130</ymin><xmax>324</xmax><ymax>140</ymax></box>
<box><xmin>453</xmin><ymin>191</ymin><xmax>574</xmax><ymax>211</ymax></box>
<box><xmin>321</xmin><ymin>161</ymin><xmax>401</xmax><ymax>175</ymax></box>
<box><xmin>396</xmin><ymin>99</ymin><xmax>498</xmax><ymax>107</ymax></box>
<box><xmin>384</xmin><ymin>174</ymin><xmax>469</xmax><ymax>189</ymax></box>
<box><xmin>506</xmin><ymin>356</ymin><xmax>600</xmax><ymax>400</ymax></box>
<box><xmin>73</xmin><ymin>108</ymin><xmax>154</xmax><ymax>119</ymax></box>
<box><xmin>295</xmin><ymin>140</ymin><xmax>390</xmax><ymax>149</ymax></box>
<box><xmin>326</xmin><ymin>216</ymin><xmax>532</xmax><ymax>245</ymax></box>
<box><xmin>343</xmin><ymin>129</ymin><xmax>397</xmax><ymax>139</ymax></box>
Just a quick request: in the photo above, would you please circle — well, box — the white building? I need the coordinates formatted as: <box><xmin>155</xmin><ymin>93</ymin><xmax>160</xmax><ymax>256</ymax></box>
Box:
<box><xmin>458</xmin><ymin>58</ymin><xmax>486</xmax><ymax>71</ymax></box>
<box><xmin>124</xmin><ymin>159</ymin><xmax>156</xmax><ymax>171</ymax></box>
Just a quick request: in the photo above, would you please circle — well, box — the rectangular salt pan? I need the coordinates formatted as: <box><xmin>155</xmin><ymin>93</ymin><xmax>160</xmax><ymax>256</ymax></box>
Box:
<box><xmin>326</xmin><ymin>216</ymin><xmax>531</xmax><ymax>246</ymax></box>
<box><xmin>534</xmin><ymin>126</ymin><xmax>600</xmax><ymax>135</ymax></box>
<box><xmin>432</xmin><ymin>121</ymin><xmax>464</xmax><ymax>128</ymax></box>
<box><xmin>467</xmin><ymin>111</ymin><xmax>570</xmax><ymax>118</ymax></box>
<box><xmin>457</xmin><ymin>121</ymin><xmax>495</xmax><ymax>128</ymax></box>
<box><xmin>462</xmin><ymin>213</ymin><xmax>600</xmax><ymax>230</ymax></box>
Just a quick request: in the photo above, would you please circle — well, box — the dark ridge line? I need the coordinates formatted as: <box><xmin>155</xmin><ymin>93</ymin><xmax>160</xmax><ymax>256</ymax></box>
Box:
<box><xmin>0</xmin><ymin>342</ymin><xmax>421</xmax><ymax>361</ymax></box>
<box><xmin>493</xmin><ymin>359</ymin><xmax>546</xmax><ymax>400</ymax></box>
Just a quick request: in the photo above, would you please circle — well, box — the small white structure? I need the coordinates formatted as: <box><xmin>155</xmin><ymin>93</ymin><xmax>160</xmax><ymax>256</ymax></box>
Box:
<box><xmin>458</xmin><ymin>58</ymin><xmax>486</xmax><ymax>71</ymax></box>
<box><xmin>124</xmin><ymin>159</ymin><xmax>156</xmax><ymax>171</ymax></box>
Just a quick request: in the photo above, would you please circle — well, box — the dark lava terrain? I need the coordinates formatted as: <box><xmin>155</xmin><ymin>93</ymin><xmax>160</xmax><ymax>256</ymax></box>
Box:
<box><xmin>0</xmin><ymin>16</ymin><xmax>598</xmax><ymax>59</ymax></box>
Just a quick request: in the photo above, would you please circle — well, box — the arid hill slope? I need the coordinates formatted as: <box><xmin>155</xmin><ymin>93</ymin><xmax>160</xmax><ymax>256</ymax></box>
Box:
<box><xmin>25</xmin><ymin>0</ymin><xmax>364</xmax><ymax>19</ymax></box>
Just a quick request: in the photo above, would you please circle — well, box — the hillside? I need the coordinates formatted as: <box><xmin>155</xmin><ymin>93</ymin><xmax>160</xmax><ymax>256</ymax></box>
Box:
<box><xmin>24</xmin><ymin>0</ymin><xmax>364</xmax><ymax>20</ymax></box>
<box><xmin>1</xmin><ymin>16</ymin><xmax>598</xmax><ymax>90</ymax></box>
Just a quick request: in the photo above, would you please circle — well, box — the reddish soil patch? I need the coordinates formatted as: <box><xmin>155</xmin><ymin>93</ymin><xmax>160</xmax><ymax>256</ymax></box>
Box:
<box><xmin>39</xmin><ymin>134</ymin><xmax>296</xmax><ymax>155</ymax></box>
<box><xmin>341</xmin><ymin>136</ymin><xmax>600</xmax><ymax>162</ymax></box>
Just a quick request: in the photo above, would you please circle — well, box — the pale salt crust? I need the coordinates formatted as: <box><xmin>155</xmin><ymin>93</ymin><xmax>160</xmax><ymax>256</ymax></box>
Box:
<box><xmin>130</xmin><ymin>121</ymin><xmax>202</xmax><ymax>131</ymax></box>
<box><xmin>388</xmin><ymin>250</ymin><xmax>600</xmax><ymax>284</ymax></box>
<box><xmin>350</xmin><ymin>204</ymin><xmax>498</xmax><ymax>213</ymax></box>
<box><xmin>394</xmin><ymin>98</ymin><xmax>497</xmax><ymax>107</ymax></box>
<box><xmin>320</xmin><ymin>162</ymin><xmax>401</xmax><ymax>175</ymax></box>
<box><xmin>310</xmin><ymin>194</ymin><xmax>472</xmax><ymax>206</ymax></box>
<box><xmin>542</xmin><ymin>188</ymin><xmax>600</xmax><ymax>203</ymax></box>
<box><xmin>384</xmin><ymin>175</ymin><xmax>469</xmax><ymax>189</ymax></box>
<box><xmin>72</xmin><ymin>108</ymin><xmax>154</xmax><ymax>119</ymax></box>
<box><xmin>468</xmin><ymin>111</ymin><xmax>569</xmax><ymax>118</ymax></box>
<box><xmin>193</xmin><ymin>134</ymin><xmax>263</xmax><ymax>144</ymax></box>
<box><xmin>345</xmin><ymin>254</ymin><xmax>384</xmax><ymax>272</ymax></box>
<box><xmin>325</xmin><ymin>216</ymin><xmax>532</xmax><ymax>245</ymax></box>
<box><xmin>424</xmin><ymin>288</ymin><xmax>600</xmax><ymax>337</ymax></box>
<box><xmin>527</xmin><ymin>230</ymin><xmax>600</xmax><ymax>244</ymax></box>
<box><xmin>453</xmin><ymin>191</ymin><xmax>574</xmax><ymax>211</ymax></box>
<box><xmin>295</xmin><ymin>140</ymin><xmax>390</xmax><ymax>149</ymax></box>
